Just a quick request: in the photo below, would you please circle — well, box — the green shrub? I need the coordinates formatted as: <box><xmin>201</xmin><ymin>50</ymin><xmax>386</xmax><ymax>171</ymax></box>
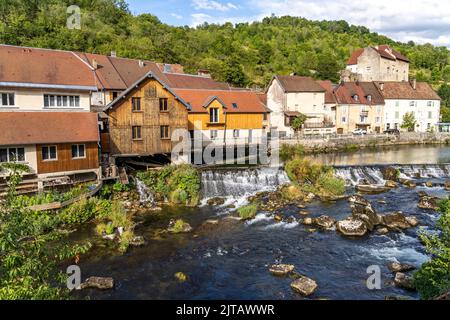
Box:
<box><xmin>112</xmin><ymin>182</ymin><xmax>129</xmax><ymax>193</ymax></box>
<box><xmin>342</xmin><ymin>143</ymin><xmax>360</xmax><ymax>153</ymax></box>
<box><xmin>414</xmin><ymin>197</ymin><xmax>450</xmax><ymax>299</ymax></box>
<box><xmin>238</xmin><ymin>204</ymin><xmax>258</xmax><ymax>220</ymax></box>
<box><xmin>280</xmin><ymin>144</ymin><xmax>305</xmax><ymax>162</ymax></box>
<box><xmin>315</xmin><ymin>172</ymin><xmax>346</xmax><ymax>196</ymax></box>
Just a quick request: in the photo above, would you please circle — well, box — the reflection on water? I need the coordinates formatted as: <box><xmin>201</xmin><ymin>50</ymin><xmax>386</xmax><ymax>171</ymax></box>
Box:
<box><xmin>307</xmin><ymin>145</ymin><xmax>450</xmax><ymax>166</ymax></box>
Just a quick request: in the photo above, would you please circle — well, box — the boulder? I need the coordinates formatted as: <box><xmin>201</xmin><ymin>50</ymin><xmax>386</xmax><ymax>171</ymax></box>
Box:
<box><xmin>445</xmin><ymin>182</ymin><xmax>450</xmax><ymax>191</ymax></box>
<box><xmin>382</xmin><ymin>167</ymin><xmax>400</xmax><ymax>182</ymax></box>
<box><xmin>399</xmin><ymin>179</ymin><xmax>416</xmax><ymax>188</ymax></box>
<box><xmin>298</xmin><ymin>210</ymin><xmax>311</xmax><ymax>216</ymax></box>
<box><xmin>269</xmin><ymin>264</ymin><xmax>295</xmax><ymax>276</ymax></box>
<box><xmin>80</xmin><ymin>277</ymin><xmax>114</xmax><ymax>290</ymax></box>
<box><xmin>313</xmin><ymin>215</ymin><xmax>336</xmax><ymax>229</ymax></box>
<box><xmin>385</xmin><ymin>180</ymin><xmax>398</xmax><ymax>188</ymax></box>
<box><xmin>356</xmin><ymin>184</ymin><xmax>391</xmax><ymax>194</ymax></box>
<box><xmin>376</xmin><ymin>227</ymin><xmax>389</xmax><ymax>235</ymax></box>
<box><xmin>388</xmin><ymin>262</ymin><xmax>416</xmax><ymax>273</ymax></box>
<box><xmin>336</xmin><ymin>218</ymin><xmax>368</xmax><ymax>237</ymax></box>
<box><xmin>291</xmin><ymin>276</ymin><xmax>318</xmax><ymax>296</ymax></box>
<box><xmin>274</xmin><ymin>214</ymin><xmax>283</xmax><ymax>222</ymax></box>
<box><xmin>349</xmin><ymin>195</ymin><xmax>380</xmax><ymax>231</ymax></box>
<box><xmin>417</xmin><ymin>195</ymin><xmax>439</xmax><ymax>211</ymax></box>
<box><xmin>394</xmin><ymin>272</ymin><xmax>415</xmax><ymax>291</ymax></box>
<box><xmin>207</xmin><ymin>197</ymin><xmax>226</xmax><ymax>206</ymax></box>
<box><xmin>302</xmin><ymin>217</ymin><xmax>313</xmax><ymax>225</ymax></box>
<box><xmin>382</xmin><ymin>212</ymin><xmax>416</xmax><ymax>230</ymax></box>
<box><xmin>405</xmin><ymin>216</ymin><xmax>419</xmax><ymax>227</ymax></box>
<box><xmin>425</xmin><ymin>181</ymin><xmax>433</xmax><ymax>188</ymax></box>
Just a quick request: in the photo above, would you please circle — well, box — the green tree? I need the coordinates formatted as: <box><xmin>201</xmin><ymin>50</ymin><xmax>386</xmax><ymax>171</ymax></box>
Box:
<box><xmin>290</xmin><ymin>114</ymin><xmax>308</xmax><ymax>132</ymax></box>
<box><xmin>316</xmin><ymin>51</ymin><xmax>341</xmax><ymax>82</ymax></box>
<box><xmin>438</xmin><ymin>84</ymin><xmax>450</xmax><ymax>108</ymax></box>
<box><xmin>401</xmin><ymin>112</ymin><xmax>417</xmax><ymax>132</ymax></box>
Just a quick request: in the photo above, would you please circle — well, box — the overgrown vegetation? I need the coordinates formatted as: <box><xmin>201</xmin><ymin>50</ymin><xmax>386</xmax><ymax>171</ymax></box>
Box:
<box><xmin>414</xmin><ymin>197</ymin><xmax>450</xmax><ymax>299</ymax></box>
<box><xmin>0</xmin><ymin>1</ymin><xmax>448</xmax><ymax>87</ymax></box>
<box><xmin>279</xmin><ymin>144</ymin><xmax>305</xmax><ymax>162</ymax></box>
<box><xmin>342</xmin><ymin>143</ymin><xmax>360</xmax><ymax>153</ymax></box>
<box><xmin>401</xmin><ymin>112</ymin><xmax>417</xmax><ymax>132</ymax></box>
<box><xmin>136</xmin><ymin>164</ymin><xmax>201</xmax><ymax>206</ymax></box>
<box><xmin>285</xmin><ymin>158</ymin><xmax>345</xmax><ymax>197</ymax></box>
<box><xmin>237</xmin><ymin>204</ymin><xmax>258</xmax><ymax>220</ymax></box>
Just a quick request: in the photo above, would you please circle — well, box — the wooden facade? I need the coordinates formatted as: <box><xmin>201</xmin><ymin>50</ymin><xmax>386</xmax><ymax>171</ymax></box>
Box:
<box><xmin>36</xmin><ymin>142</ymin><xmax>99</xmax><ymax>174</ymax></box>
<box><xmin>106</xmin><ymin>78</ymin><xmax>189</xmax><ymax>156</ymax></box>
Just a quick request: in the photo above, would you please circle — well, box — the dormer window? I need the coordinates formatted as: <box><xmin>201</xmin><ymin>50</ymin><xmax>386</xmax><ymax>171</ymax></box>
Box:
<box><xmin>232</xmin><ymin>103</ymin><xmax>238</xmax><ymax>109</ymax></box>
<box><xmin>209</xmin><ymin>108</ymin><xmax>219</xmax><ymax>123</ymax></box>
<box><xmin>353</xmin><ymin>95</ymin><xmax>359</xmax><ymax>102</ymax></box>
<box><xmin>367</xmin><ymin>95</ymin><xmax>372</xmax><ymax>102</ymax></box>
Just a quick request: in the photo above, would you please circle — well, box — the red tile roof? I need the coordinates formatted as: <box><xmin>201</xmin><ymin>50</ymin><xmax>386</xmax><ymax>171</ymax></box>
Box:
<box><xmin>0</xmin><ymin>112</ymin><xmax>99</xmax><ymax>145</ymax></box>
<box><xmin>317</xmin><ymin>80</ymin><xmax>337</xmax><ymax>104</ymax></box>
<box><xmin>334</xmin><ymin>82</ymin><xmax>385</xmax><ymax>105</ymax></box>
<box><xmin>347</xmin><ymin>45</ymin><xmax>409</xmax><ymax>65</ymax></box>
<box><xmin>374</xmin><ymin>81</ymin><xmax>440</xmax><ymax>100</ymax></box>
<box><xmin>164</xmin><ymin>73</ymin><xmax>230</xmax><ymax>90</ymax></box>
<box><xmin>0</xmin><ymin>45</ymin><xmax>97</xmax><ymax>89</ymax></box>
<box><xmin>274</xmin><ymin>75</ymin><xmax>326</xmax><ymax>93</ymax></box>
<box><xmin>174</xmin><ymin>89</ymin><xmax>268</xmax><ymax>113</ymax></box>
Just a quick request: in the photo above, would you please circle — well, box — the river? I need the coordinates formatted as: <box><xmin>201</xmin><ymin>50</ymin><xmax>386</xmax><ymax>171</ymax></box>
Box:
<box><xmin>72</xmin><ymin>145</ymin><xmax>449</xmax><ymax>300</ymax></box>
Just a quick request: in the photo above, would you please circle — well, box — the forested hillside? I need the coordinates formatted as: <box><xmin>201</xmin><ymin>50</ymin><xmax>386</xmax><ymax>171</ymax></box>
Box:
<box><xmin>0</xmin><ymin>0</ymin><xmax>449</xmax><ymax>89</ymax></box>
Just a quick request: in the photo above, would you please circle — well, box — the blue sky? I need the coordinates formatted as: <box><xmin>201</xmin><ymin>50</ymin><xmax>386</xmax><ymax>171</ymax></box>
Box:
<box><xmin>125</xmin><ymin>0</ymin><xmax>450</xmax><ymax>47</ymax></box>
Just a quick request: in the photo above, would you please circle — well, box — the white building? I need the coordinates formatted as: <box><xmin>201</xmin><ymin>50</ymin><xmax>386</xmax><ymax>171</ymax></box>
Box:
<box><xmin>374</xmin><ymin>80</ymin><xmax>441</xmax><ymax>132</ymax></box>
<box><xmin>266</xmin><ymin>75</ymin><xmax>335</xmax><ymax>137</ymax></box>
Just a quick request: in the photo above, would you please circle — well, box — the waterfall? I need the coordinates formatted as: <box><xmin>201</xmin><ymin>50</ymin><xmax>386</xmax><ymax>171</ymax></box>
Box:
<box><xmin>335</xmin><ymin>164</ymin><xmax>450</xmax><ymax>186</ymax></box>
<box><xmin>201</xmin><ymin>167</ymin><xmax>290</xmax><ymax>199</ymax></box>
<box><xmin>135</xmin><ymin>178</ymin><xmax>155</xmax><ymax>205</ymax></box>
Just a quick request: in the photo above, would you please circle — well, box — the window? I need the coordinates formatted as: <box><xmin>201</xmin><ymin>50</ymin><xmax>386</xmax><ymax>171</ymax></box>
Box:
<box><xmin>160</xmin><ymin>125</ymin><xmax>170</xmax><ymax>139</ymax></box>
<box><xmin>1</xmin><ymin>93</ymin><xmax>15</xmax><ymax>106</ymax></box>
<box><xmin>427</xmin><ymin>101</ymin><xmax>433</xmax><ymax>107</ymax></box>
<box><xmin>428</xmin><ymin>111</ymin><xmax>433</xmax><ymax>119</ymax></box>
<box><xmin>367</xmin><ymin>95</ymin><xmax>372</xmax><ymax>102</ymax></box>
<box><xmin>376</xmin><ymin>117</ymin><xmax>381</xmax><ymax>123</ymax></box>
<box><xmin>233</xmin><ymin>129</ymin><xmax>239</xmax><ymax>138</ymax></box>
<box><xmin>353</xmin><ymin>95</ymin><xmax>359</xmax><ymax>102</ymax></box>
<box><xmin>377</xmin><ymin>105</ymin><xmax>382</xmax><ymax>113</ymax></box>
<box><xmin>232</xmin><ymin>103</ymin><xmax>238</xmax><ymax>109</ymax></box>
<box><xmin>263</xmin><ymin>113</ymin><xmax>268</xmax><ymax>121</ymax></box>
<box><xmin>209</xmin><ymin>108</ymin><xmax>219</xmax><ymax>123</ymax></box>
<box><xmin>44</xmin><ymin>94</ymin><xmax>80</xmax><ymax>107</ymax></box>
<box><xmin>341</xmin><ymin>116</ymin><xmax>347</xmax><ymax>123</ymax></box>
<box><xmin>132</xmin><ymin>97</ymin><xmax>141</xmax><ymax>111</ymax></box>
<box><xmin>210</xmin><ymin>130</ymin><xmax>218</xmax><ymax>139</ymax></box>
<box><xmin>409</xmin><ymin>101</ymin><xmax>416</xmax><ymax>107</ymax></box>
<box><xmin>112</xmin><ymin>91</ymin><xmax>119</xmax><ymax>100</ymax></box>
<box><xmin>42</xmin><ymin>146</ymin><xmax>57</xmax><ymax>161</ymax></box>
<box><xmin>360</xmin><ymin>116</ymin><xmax>366</xmax><ymax>123</ymax></box>
<box><xmin>395</xmin><ymin>111</ymin><xmax>400</xmax><ymax>119</ymax></box>
<box><xmin>395</xmin><ymin>101</ymin><xmax>400</xmax><ymax>107</ymax></box>
<box><xmin>386</xmin><ymin>123</ymin><xmax>391</xmax><ymax>130</ymax></box>
<box><xmin>0</xmin><ymin>147</ymin><xmax>25</xmax><ymax>162</ymax></box>
<box><xmin>132</xmin><ymin>126</ymin><xmax>142</xmax><ymax>140</ymax></box>
<box><xmin>159</xmin><ymin>98</ymin><xmax>168</xmax><ymax>112</ymax></box>
<box><xmin>427</xmin><ymin>123</ymin><xmax>431</xmax><ymax>130</ymax></box>
<box><xmin>71</xmin><ymin>144</ymin><xmax>85</xmax><ymax>159</ymax></box>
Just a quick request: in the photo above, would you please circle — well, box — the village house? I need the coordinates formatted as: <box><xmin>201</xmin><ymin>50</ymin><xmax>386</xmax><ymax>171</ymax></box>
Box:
<box><xmin>266</xmin><ymin>75</ymin><xmax>335</xmax><ymax>137</ymax></box>
<box><xmin>174</xmin><ymin>89</ymin><xmax>270</xmax><ymax>147</ymax></box>
<box><xmin>344</xmin><ymin>45</ymin><xmax>410</xmax><ymax>82</ymax></box>
<box><xmin>0</xmin><ymin>45</ymin><xmax>100</xmax><ymax>186</ymax></box>
<box><xmin>374</xmin><ymin>80</ymin><xmax>441</xmax><ymax>132</ymax></box>
<box><xmin>334</xmin><ymin>82</ymin><xmax>385</xmax><ymax>134</ymax></box>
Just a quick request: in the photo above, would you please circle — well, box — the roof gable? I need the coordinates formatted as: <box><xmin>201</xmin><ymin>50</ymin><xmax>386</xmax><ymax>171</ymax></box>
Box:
<box><xmin>274</xmin><ymin>75</ymin><xmax>326</xmax><ymax>93</ymax></box>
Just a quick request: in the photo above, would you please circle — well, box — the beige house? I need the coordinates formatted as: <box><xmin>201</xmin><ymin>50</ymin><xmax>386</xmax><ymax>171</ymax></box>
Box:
<box><xmin>266</xmin><ymin>75</ymin><xmax>335</xmax><ymax>137</ymax></box>
<box><xmin>345</xmin><ymin>45</ymin><xmax>410</xmax><ymax>82</ymax></box>
<box><xmin>334</xmin><ymin>82</ymin><xmax>385</xmax><ymax>134</ymax></box>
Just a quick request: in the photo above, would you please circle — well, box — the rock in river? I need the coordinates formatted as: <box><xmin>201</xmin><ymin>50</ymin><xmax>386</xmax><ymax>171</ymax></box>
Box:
<box><xmin>313</xmin><ymin>215</ymin><xmax>336</xmax><ymax>229</ymax></box>
<box><xmin>356</xmin><ymin>184</ymin><xmax>391</xmax><ymax>194</ymax></box>
<box><xmin>291</xmin><ymin>276</ymin><xmax>318</xmax><ymax>296</ymax></box>
<box><xmin>385</xmin><ymin>180</ymin><xmax>398</xmax><ymax>188</ymax></box>
<box><xmin>79</xmin><ymin>277</ymin><xmax>114</xmax><ymax>290</ymax></box>
<box><xmin>269</xmin><ymin>264</ymin><xmax>295</xmax><ymax>276</ymax></box>
<box><xmin>381</xmin><ymin>212</ymin><xmax>416</xmax><ymax>230</ymax></box>
<box><xmin>417</xmin><ymin>194</ymin><xmax>439</xmax><ymax>211</ymax></box>
<box><xmin>336</xmin><ymin>218</ymin><xmax>368</xmax><ymax>237</ymax></box>
<box><xmin>388</xmin><ymin>262</ymin><xmax>416</xmax><ymax>273</ymax></box>
<box><xmin>349</xmin><ymin>195</ymin><xmax>380</xmax><ymax>231</ymax></box>
<box><xmin>382</xmin><ymin>167</ymin><xmax>400</xmax><ymax>182</ymax></box>
<box><xmin>207</xmin><ymin>197</ymin><xmax>226</xmax><ymax>206</ymax></box>
<box><xmin>394</xmin><ymin>272</ymin><xmax>415</xmax><ymax>291</ymax></box>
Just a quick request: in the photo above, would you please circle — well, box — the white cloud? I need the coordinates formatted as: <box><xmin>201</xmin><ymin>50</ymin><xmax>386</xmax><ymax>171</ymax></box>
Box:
<box><xmin>192</xmin><ymin>0</ymin><xmax>238</xmax><ymax>12</ymax></box>
<box><xmin>250</xmin><ymin>0</ymin><xmax>450</xmax><ymax>47</ymax></box>
<box><xmin>170</xmin><ymin>13</ymin><xmax>183</xmax><ymax>19</ymax></box>
<box><xmin>191</xmin><ymin>13</ymin><xmax>212</xmax><ymax>26</ymax></box>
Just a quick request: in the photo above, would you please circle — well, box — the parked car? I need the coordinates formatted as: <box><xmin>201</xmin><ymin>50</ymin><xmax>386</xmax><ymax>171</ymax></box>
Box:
<box><xmin>383</xmin><ymin>129</ymin><xmax>400</xmax><ymax>135</ymax></box>
<box><xmin>352</xmin><ymin>129</ymin><xmax>367</xmax><ymax>135</ymax></box>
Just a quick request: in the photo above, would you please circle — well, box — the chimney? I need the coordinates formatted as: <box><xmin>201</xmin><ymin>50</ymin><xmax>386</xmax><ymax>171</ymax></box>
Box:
<box><xmin>138</xmin><ymin>60</ymin><xmax>145</xmax><ymax>68</ymax></box>
<box><xmin>92</xmin><ymin>59</ymin><xmax>98</xmax><ymax>70</ymax></box>
<box><xmin>110</xmin><ymin>51</ymin><xmax>117</xmax><ymax>58</ymax></box>
<box><xmin>411</xmin><ymin>78</ymin><xmax>417</xmax><ymax>90</ymax></box>
<box><xmin>198</xmin><ymin>69</ymin><xmax>211</xmax><ymax>78</ymax></box>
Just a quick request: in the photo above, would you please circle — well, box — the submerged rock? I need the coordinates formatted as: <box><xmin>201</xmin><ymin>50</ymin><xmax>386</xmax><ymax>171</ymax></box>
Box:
<box><xmin>313</xmin><ymin>215</ymin><xmax>336</xmax><ymax>229</ymax></box>
<box><xmin>388</xmin><ymin>262</ymin><xmax>416</xmax><ymax>273</ymax></box>
<box><xmin>298</xmin><ymin>210</ymin><xmax>311</xmax><ymax>216</ymax></box>
<box><xmin>80</xmin><ymin>277</ymin><xmax>114</xmax><ymax>290</ymax></box>
<box><xmin>174</xmin><ymin>272</ymin><xmax>188</xmax><ymax>282</ymax></box>
<box><xmin>269</xmin><ymin>264</ymin><xmax>295</xmax><ymax>276</ymax></box>
<box><xmin>291</xmin><ymin>276</ymin><xmax>318</xmax><ymax>296</ymax></box>
<box><xmin>336</xmin><ymin>218</ymin><xmax>368</xmax><ymax>237</ymax></box>
<box><xmin>394</xmin><ymin>272</ymin><xmax>415</xmax><ymax>291</ymax></box>
<box><xmin>207</xmin><ymin>197</ymin><xmax>226</xmax><ymax>206</ymax></box>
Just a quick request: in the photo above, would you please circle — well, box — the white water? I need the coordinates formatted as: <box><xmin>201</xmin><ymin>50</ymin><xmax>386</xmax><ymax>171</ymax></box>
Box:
<box><xmin>335</xmin><ymin>164</ymin><xmax>450</xmax><ymax>186</ymax></box>
<box><xmin>135</xmin><ymin>178</ymin><xmax>155</xmax><ymax>205</ymax></box>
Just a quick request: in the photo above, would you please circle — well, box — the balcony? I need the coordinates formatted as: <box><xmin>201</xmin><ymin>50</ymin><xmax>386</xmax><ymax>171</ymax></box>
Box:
<box><xmin>303</xmin><ymin>121</ymin><xmax>335</xmax><ymax>129</ymax></box>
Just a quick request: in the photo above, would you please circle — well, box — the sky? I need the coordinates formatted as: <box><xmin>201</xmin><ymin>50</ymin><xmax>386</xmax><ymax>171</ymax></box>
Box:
<box><xmin>125</xmin><ymin>0</ymin><xmax>450</xmax><ymax>48</ymax></box>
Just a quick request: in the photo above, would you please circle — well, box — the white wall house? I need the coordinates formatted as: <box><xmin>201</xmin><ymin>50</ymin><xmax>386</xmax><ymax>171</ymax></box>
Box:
<box><xmin>266</xmin><ymin>75</ymin><xmax>335</xmax><ymax>137</ymax></box>
<box><xmin>374</xmin><ymin>81</ymin><xmax>441</xmax><ymax>132</ymax></box>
